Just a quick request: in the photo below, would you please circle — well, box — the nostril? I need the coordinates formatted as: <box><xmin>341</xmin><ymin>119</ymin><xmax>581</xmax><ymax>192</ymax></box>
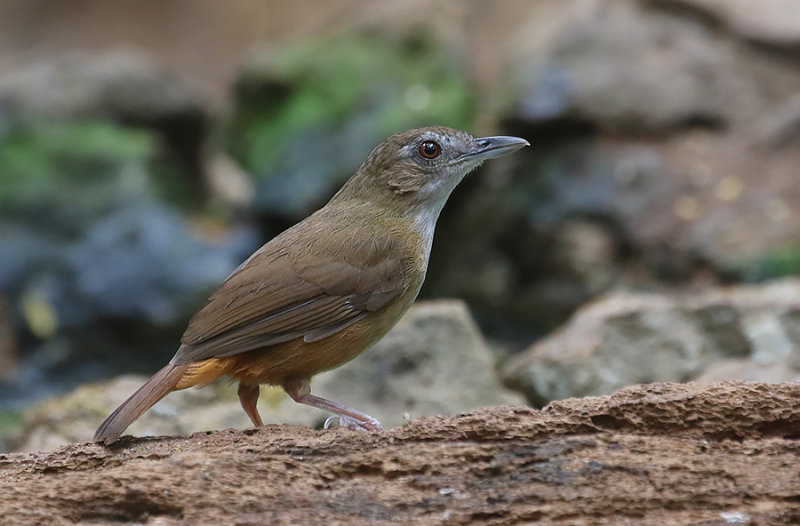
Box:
<box><xmin>478</xmin><ymin>139</ymin><xmax>491</xmax><ymax>148</ymax></box>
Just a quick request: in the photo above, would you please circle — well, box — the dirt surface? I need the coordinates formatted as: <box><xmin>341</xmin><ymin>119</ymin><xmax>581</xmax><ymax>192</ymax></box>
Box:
<box><xmin>1</xmin><ymin>381</ymin><xmax>799</xmax><ymax>525</ymax></box>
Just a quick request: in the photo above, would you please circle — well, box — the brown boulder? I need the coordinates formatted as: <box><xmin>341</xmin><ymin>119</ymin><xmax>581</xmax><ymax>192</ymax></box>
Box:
<box><xmin>0</xmin><ymin>381</ymin><xmax>798</xmax><ymax>525</ymax></box>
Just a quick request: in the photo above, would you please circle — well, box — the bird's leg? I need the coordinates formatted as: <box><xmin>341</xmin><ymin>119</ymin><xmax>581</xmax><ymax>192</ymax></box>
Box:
<box><xmin>237</xmin><ymin>383</ymin><xmax>264</xmax><ymax>427</ymax></box>
<box><xmin>283</xmin><ymin>378</ymin><xmax>383</xmax><ymax>431</ymax></box>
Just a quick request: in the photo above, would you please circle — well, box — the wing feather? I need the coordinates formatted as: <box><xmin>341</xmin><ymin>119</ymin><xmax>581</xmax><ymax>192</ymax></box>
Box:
<box><xmin>172</xmin><ymin>218</ymin><xmax>413</xmax><ymax>365</ymax></box>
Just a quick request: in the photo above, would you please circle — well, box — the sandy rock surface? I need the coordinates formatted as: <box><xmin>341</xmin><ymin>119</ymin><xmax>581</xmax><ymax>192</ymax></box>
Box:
<box><xmin>2</xmin><ymin>381</ymin><xmax>798</xmax><ymax>525</ymax></box>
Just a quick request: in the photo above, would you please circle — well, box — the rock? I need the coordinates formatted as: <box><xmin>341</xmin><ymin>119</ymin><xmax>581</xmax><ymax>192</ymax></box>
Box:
<box><xmin>504</xmin><ymin>0</ymin><xmax>800</xmax><ymax>275</ymax></box>
<box><xmin>647</xmin><ymin>0</ymin><xmax>800</xmax><ymax>49</ymax></box>
<box><xmin>205</xmin><ymin>153</ymin><xmax>256</xmax><ymax>210</ymax></box>
<box><xmin>0</xmin><ymin>51</ymin><xmax>210</xmax><ymax>195</ymax></box>
<box><xmin>511</xmin><ymin>0</ymin><xmax>760</xmax><ymax>131</ymax></box>
<box><xmin>11</xmin><ymin>375</ymin><xmax>329</xmax><ymax>453</ymax></box>
<box><xmin>657</xmin><ymin>131</ymin><xmax>800</xmax><ymax>276</ymax></box>
<box><xmin>503</xmin><ymin>279</ymin><xmax>800</xmax><ymax>405</ymax></box>
<box><xmin>11</xmin><ymin>376</ymin><xmax>241</xmax><ymax>453</ymax></box>
<box><xmin>753</xmin><ymin>93</ymin><xmax>800</xmax><ymax>149</ymax></box>
<box><xmin>0</xmin><ymin>198</ymin><xmax>256</xmax><ymax>353</ymax></box>
<box><xmin>9</xmin><ymin>300</ymin><xmax>523</xmax><ymax>451</ymax></box>
<box><xmin>0</xmin><ymin>50</ymin><xmax>207</xmax><ymax>147</ymax></box>
<box><xmin>694</xmin><ymin>358</ymin><xmax>800</xmax><ymax>384</ymax></box>
<box><xmin>59</xmin><ymin>202</ymin><xmax>251</xmax><ymax>326</ymax></box>
<box><xmin>1</xmin><ymin>382</ymin><xmax>799</xmax><ymax>525</ymax></box>
<box><xmin>542</xmin><ymin>380</ymin><xmax>800</xmax><ymax>439</ymax></box>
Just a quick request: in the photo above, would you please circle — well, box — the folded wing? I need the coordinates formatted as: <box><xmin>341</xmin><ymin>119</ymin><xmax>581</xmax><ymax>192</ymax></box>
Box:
<box><xmin>172</xmin><ymin>227</ymin><xmax>409</xmax><ymax>364</ymax></box>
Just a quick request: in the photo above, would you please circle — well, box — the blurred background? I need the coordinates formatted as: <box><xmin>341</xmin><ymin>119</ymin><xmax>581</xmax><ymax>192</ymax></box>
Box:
<box><xmin>2</xmin><ymin>0</ymin><xmax>800</xmax><ymax>451</ymax></box>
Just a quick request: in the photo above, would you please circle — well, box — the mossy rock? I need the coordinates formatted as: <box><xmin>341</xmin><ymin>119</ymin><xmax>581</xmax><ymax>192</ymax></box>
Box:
<box><xmin>728</xmin><ymin>246</ymin><xmax>800</xmax><ymax>282</ymax></box>
<box><xmin>0</xmin><ymin>118</ymin><xmax>196</xmax><ymax>226</ymax></box>
<box><xmin>225</xmin><ymin>32</ymin><xmax>477</xmax><ymax>219</ymax></box>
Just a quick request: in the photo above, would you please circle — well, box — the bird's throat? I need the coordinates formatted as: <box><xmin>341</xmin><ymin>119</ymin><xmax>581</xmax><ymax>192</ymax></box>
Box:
<box><xmin>406</xmin><ymin>202</ymin><xmax>442</xmax><ymax>269</ymax></box>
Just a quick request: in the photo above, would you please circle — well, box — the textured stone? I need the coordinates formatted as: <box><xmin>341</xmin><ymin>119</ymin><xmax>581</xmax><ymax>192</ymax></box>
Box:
<box><xmin>2</xmin><ymin>382</ymin><xmax>799</xmax><ymax>525</ymax></box>
<box><xmin>0</xmin><ymin>51</ymin><xmax>204</xmax><ymax>125</ymax></box>
<box><xmin>512</xmin><ymin>0</ymin><xmax>760</xmax><ymax>131</ymax></box>
<box><xmin>647</xmin><ymin>0</ymin><xmax>800</xmax><ymax>49</ymax></box>
<box><xmin>503</xmin><ymin>279</ymin><xmax>800</xmax><ymax>405</ymax></box>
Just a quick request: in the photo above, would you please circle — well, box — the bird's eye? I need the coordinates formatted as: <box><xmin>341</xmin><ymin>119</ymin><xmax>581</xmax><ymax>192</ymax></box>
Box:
<box><xmin>418</xmin><ymin>140</ymin><xmax>441</xmax><ymax>159</ymax></box>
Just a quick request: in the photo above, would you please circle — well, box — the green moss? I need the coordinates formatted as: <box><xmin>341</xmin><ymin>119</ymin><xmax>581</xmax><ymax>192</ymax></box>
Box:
<box><xmin>226</xmin><ymin>32</ymin><xmax>477</xmax><ymax>177</ymax></box>
<box><xmin>0</xmin><ymin>118</ymin><xmax>193</xmax><ymax>222</ymax></box>
<box><xmin>0</xmin><ymin>409</ymin><xmax>23</xmax><ymax>436</ymax></box>
<box><xmin>732</xmin><ymin>246</ymin><xmax>800</xmax><ymax>282</ymax></box>
<box><xmin>0</xmin><ymin>119</ymin><xmax>152</xmax><ymax>209</ymax></box>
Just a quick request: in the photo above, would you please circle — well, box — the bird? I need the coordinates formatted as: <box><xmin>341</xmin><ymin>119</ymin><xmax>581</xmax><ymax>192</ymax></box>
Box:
<box><xmin>94</xmin><ymin>126</ymin><xmax>529</xmax><ymax>443</ymax></box>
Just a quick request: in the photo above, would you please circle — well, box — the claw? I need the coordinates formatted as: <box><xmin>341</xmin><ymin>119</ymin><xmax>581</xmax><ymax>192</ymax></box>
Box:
<box><xmin>324</xmin><ymin>415</ymin><xmax>383</xmax><ymax>431</ymax></box>
<box><xmin>284</xmin><ymin>379</ymin><xmax>384</xmax><ymax>432</ymax></box>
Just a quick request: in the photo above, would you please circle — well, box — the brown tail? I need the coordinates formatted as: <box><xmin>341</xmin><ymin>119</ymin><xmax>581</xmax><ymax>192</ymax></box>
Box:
<box><xmin>94</xmin><ymin>363</ymin><xmax>189</xmax><ymax>444</ymax></box>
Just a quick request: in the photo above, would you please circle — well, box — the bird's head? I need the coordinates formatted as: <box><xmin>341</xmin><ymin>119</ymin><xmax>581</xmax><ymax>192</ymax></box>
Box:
<box><xmin>332</xmin><ymin>126</ymin><xmax>529</xmax><ymax>219</ymax></box>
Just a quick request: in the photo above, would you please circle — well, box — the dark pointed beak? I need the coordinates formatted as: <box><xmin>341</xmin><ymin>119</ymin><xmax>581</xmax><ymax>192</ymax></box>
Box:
<box><xmin>464</xmin><ymin>135</ymin><xmax>530</xmax><ymax>161</ymax></box>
